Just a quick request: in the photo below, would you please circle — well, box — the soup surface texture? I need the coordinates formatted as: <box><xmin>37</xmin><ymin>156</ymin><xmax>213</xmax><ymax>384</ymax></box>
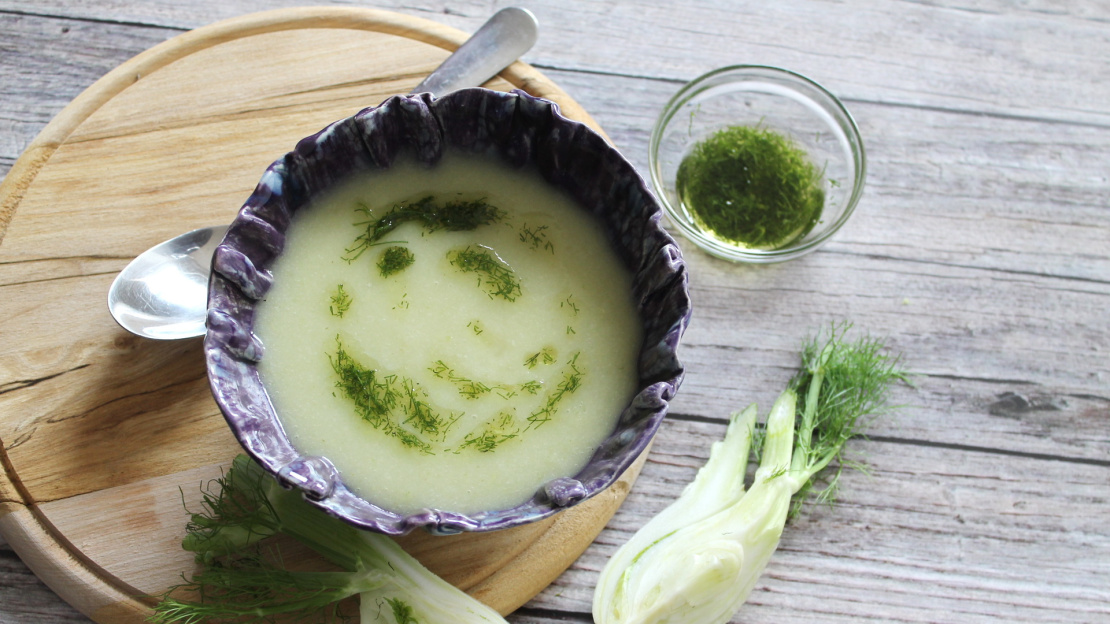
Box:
<box><xmin>253</xmin><ymin>152</ymin><xmax>642</xmax><ymax>514</ymax></box>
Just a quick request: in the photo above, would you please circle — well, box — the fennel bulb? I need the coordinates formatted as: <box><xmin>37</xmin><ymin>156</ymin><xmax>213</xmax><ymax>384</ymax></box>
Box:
<box><xmin>594</xmin><ymin>327</ymin><xmax>904</xmax><ymax>624</ymax></box>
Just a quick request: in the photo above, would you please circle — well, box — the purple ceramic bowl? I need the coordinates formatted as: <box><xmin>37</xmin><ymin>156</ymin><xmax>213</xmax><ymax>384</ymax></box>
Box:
<box><xmin>204</xmin><ymin>88</ymin><xmax>691</xmax><ymax>535</ymax></box>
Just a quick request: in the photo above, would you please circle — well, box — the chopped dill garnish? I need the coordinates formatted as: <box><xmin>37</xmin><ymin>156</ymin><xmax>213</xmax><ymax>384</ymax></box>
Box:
<box><xmin>519</xmin><ymin>380</ymin><xmax>543</xmax><ymax>395</ymax></box>
<box><xmin>524</xmin><ymin>347</ymin><xmax>557</xmax><ymax>369</ymax></box>
<box><xmin>676</xmin><ymin>125</ymin><xmax>825</xmax><ymax>250</ymax></box>
<box><xmin>328</xmin><ymin>284</ymin><xmax>352</xmax><ymax>318</ymax></box>
<box><xmin>399</xmin><ymin>377</ymin><xmax>442</xmax><ymax>435</ymax></box>
<box><xmin>429</xmin><ymin>360</ymin><xmax>487</xmax><ymax>399</ymax></box>
<box><xmin>462</xmin><ymin>381</ymin><xmax>493</xmax><ymax>400</ymax></box>
<box><xmin>467</xmin><ymin>320</ymin><xmax>484</xmax><ymax>335</ymax></box>
<box><xmin>561</xmin><ymin>295</ymin><xmax>579</xmax><ymax>316</ymax></box>
<box><xmin>344</xmin><ymin>196</ymin><xmax>504</xmax><ymax>262</ymax></box>
<box><xmin>458</xmin><ymin>430</ymin><xmax>516</xmax><ymax>453</ymax></box>
<box><xmin>329</xmin><ymin>337</ymin><xmax>459</xmax><ymax>453</ymax></box>
<box><xmin>566</xmin><ymin>325</ymin><xmax>576</xmax><ymax>335</ymax></box>
<box><xmin>447</xmin><ymin>246</ymin><xmax>522</xmax><ymax>302</ymax></box>
<box><xmin>527</xmin><ymin>352</ymin><xmax>584</xmax><ymax>429</ymax></box>
<box><xmin>429</xmin><ymin>359</ymin><xmax>536</xmax><ymax>401</ymax></box>
<box><xmin>519</xmin><ymin>223</ymin><xmax>554</xmax><ymax>253</ymax></box>
<box><xmin>457</xmin><ymin>412</ymin><xmax>519</xmax><ymax>453</ymax></box>
<box><xmin>377</xmin><ymin>245</ymin><xmax>414</xmax><ymax>277</ymax></box>
<box><xmin>394</xmin><ymin>428</ymin><xmax>432</xmax><ymax>452</ymax></box>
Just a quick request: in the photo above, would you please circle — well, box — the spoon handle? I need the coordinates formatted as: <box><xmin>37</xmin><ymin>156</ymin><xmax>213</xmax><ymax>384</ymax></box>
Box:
<box><xmin>412</xmin><ymin>7</ymin><xmax>539</xmax><ymax>97</ymax></box>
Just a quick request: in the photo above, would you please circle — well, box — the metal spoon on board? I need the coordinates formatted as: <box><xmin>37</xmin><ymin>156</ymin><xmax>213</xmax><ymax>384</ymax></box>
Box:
<box><xmin>107</xmin><ymin>7</ymin><xmax>539</xmax><ymax>341</ymax></box>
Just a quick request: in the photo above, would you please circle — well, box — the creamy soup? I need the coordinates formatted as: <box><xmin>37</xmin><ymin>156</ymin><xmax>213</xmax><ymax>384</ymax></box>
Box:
<box><xmin>253</xmin><ymin>152</ymin><xmax>642</xmax><ymax>514</ymax></box>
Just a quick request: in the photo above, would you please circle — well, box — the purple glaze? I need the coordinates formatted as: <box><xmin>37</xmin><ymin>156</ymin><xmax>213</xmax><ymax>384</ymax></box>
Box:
<box><xmin>204</xmin><ymin>88</ymin><xmax>691</xmax><ymax>536</ymax></box>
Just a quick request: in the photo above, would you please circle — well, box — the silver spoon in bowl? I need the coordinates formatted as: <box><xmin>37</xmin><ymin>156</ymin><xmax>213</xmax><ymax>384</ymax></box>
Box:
<box><xmin>108</xmin><ymin>7</ymin><xmax>539</xmax><ymax>340</ymax></box>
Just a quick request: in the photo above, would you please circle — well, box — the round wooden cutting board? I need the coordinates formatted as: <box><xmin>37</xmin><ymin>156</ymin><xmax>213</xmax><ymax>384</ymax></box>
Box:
<box><xmin>0</xmin><ymin>7</ymin><xmax>644</xmax><ymax>623</ymax></box>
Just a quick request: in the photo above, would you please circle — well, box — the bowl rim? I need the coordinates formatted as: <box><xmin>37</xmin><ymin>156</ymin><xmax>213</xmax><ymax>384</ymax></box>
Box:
<box><xmin>649</xmin><ymin>64</ymin><xmax>867</xmax><ymax>263</ymax></box>
<box><xmin>204</xmin><ymin>87</ymin><xmax>691</xmax><ymax>535</ymax></box>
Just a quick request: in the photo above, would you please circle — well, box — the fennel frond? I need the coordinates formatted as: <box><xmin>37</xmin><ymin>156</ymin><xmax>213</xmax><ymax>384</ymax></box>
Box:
<box><xmin>153</xmin><ymin>455</ymin><xmax>508</xmax><ymax>624</ymax></box>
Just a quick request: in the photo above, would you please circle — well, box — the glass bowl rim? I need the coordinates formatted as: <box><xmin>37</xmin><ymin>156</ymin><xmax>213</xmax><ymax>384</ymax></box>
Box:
<box><xmin>648</xmin><ymin>64</ymin><xmax>866</xmax><ymax>263</ymax></box>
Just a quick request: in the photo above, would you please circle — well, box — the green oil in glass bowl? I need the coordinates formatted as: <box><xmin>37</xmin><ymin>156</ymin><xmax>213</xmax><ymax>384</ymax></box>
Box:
<box><xmin>649</xmin><ymin>65</ymin><xmax>866</xmax><ymax>263</ymax></box>
<box><xmin>675</xmin><ymin>125</ymin><xmax>825</xmax><ymax>251</ymax></box>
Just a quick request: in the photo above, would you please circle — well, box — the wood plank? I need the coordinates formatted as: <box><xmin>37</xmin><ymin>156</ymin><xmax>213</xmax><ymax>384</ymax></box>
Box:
<box><xmin>1</xmin><ymin>1</ymin><xmax>1108</xmax><ymax>623</ymax></box>
<box><xmin>0</xmin><ymin>12</ymin><xmax>181</xmax><ymax>179</ymax></box>
<box><xmin>0</xmin><ymin>8</ymin><xmax>636</xmax><ymax>622</ymax></box>
<box><xmin>532</xmin><ymin>417</ymin><xmax>1110</xmax><ymax>623</ymax></box>
<box><xmin>4</xmin><ymin>0</ymin><xmax>1108</xmax><ymax>124</ymax></box>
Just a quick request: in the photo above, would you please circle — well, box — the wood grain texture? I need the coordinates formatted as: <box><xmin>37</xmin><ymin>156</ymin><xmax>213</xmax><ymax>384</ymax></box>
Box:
<box><xmin>2</xmin><ymin>1</ymin><xmax>1108</xmax><ymax>623</ymax></box>
<box><xmin>0</xmin><ymin>6</ymin><xmax>635</xmax><ymax>623</ymax></box>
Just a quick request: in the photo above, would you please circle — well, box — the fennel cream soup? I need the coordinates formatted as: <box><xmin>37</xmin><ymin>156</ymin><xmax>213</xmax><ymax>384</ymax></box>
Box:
<box><xmin>253</xmin><ymin>153</ymin><xmax>642</xmax><ymax>514</ymax></box>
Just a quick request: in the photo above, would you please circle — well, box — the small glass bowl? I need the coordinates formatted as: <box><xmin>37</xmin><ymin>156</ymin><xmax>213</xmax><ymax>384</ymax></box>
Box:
<box><xmin>649</xmin><ymin>65</ymin><xmax>866</xmax><ymax>263</ymax></box>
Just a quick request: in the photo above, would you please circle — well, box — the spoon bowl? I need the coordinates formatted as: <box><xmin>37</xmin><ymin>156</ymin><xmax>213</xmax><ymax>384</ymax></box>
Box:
<box><xmin>108</xmin><ymin>225</ymin><xmax>228</xmax><ymax>339</ymax></box>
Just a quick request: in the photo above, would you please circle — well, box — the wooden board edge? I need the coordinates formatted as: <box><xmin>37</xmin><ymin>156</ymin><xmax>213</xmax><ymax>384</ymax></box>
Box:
<box><xmin>0</xmin><ymin>506</ymin><xmax>151</xmax><ymax>623</ymax></box>
<box><xmin>471</xmin><ymin>447</ymin><xmax>649</xmax><ymax>615</ymax></box>
<box><xmin>2</xmin><ymin>450</ymin><xmax>649</xmax><ymax>622</ymax></box>
<box><xmin>0</xmin><ymin>5</ymin><xmax>604</xmax><ymax>244</ymax></box>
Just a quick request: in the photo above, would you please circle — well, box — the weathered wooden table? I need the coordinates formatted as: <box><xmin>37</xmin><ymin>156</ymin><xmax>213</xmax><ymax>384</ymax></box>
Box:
<box><xmin>2</xmin><ymin>1</ymin><xmax>1107</xmax><ymax>623</ymax></box>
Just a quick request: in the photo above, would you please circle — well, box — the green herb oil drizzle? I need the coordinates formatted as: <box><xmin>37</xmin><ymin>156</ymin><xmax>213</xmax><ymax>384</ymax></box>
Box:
<box><xmin>524</xmin><ymin>347</ymin><xmax>557</xmax><ymax>369</ymax></box>
<box><xmin>377</xmin><ymin>246</ymin><xmax>414</xmax><ymax>277</ymax></box>
<box><xmin>457</xmin><ymin>412</ymin><xmax>520</xmax><ymax>453</ymax></box>
<box><xmin>676</xmin><ymin>125</ymin><xmax>825</xmax><ymax>250</ymax></box>
<box><xmin>328</xmin><ymin>284</ymin><xmax>352</xmax><ymax>318</ymax></box>
<box><xmin>344</xmin><ymin>196</ymin><xmax>505</xmax><ymax>262</ymax></box>
<box><xmin>519</xmin><ymin>223</ymin><xmax>555</xmax><ymax>253</ymax></box>
<box><xmin>526</xmin><ymin>352</ymin><xmax>584</xmax><ymax>430</ymax></box>
<box><xmin>447</xmin><ymin>246</ymin><xmax>522</xmax><ymax>302</ymax></box>
<box><xmin>429</xmin><ymin>359</ymin><xmax>541</xmax><ymax>401</ymax></box>
<box><xmin>329</xmin><ymin>336</ymin><xmax>459</xmax><ymax>453</ymax></box>
<box><xmin>324</xmin><ymin>193</ymin><xmax>596</xmax><ymax>455</ymax></box>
